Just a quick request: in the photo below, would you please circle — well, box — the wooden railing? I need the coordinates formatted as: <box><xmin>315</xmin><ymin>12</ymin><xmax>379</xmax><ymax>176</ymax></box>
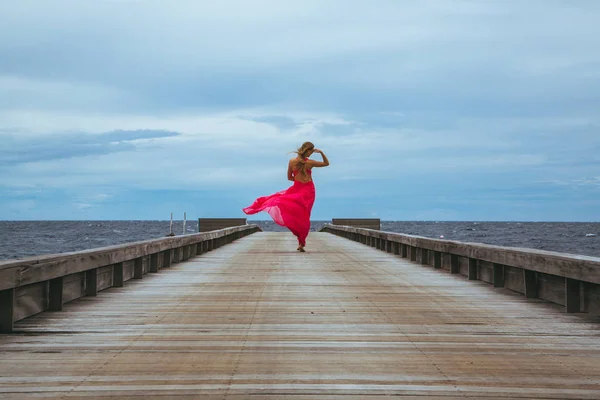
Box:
<box><xmin>0</xmin><ymin>224</ymin><xmax>261</xmax><ymax>332</ymax></box>
<box><xmin>320</xmin><ymin>224</ymin><xmax>600</xmax><ymax>315</ymax></box>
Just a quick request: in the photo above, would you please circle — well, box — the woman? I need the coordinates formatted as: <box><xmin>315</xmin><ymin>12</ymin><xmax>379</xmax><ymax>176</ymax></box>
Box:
<box><xmin>242</xmin><ymin>142</ymin><xmax>330</xmax><ymax>252</ymax></box>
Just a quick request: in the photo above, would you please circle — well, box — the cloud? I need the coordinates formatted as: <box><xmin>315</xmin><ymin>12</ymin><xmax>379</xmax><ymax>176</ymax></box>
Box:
<box><xmin>0</xmin><ymin>1</ymin><xmax>599</xmax><ymax>220</ymax></box>
<box><xmin>0</xmin><ymin>129</ymin><xmax>180</xmax><ymax>165</ymax></box>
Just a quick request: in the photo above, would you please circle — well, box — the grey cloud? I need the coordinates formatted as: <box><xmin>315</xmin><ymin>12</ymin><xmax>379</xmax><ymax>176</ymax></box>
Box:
<box><xmin>0</xmin><ymin>130</ymin><xmax>180</xmax><ymax>165</ymax></box>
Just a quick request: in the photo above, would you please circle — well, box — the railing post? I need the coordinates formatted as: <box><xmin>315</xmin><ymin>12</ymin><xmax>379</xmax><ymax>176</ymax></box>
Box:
<box><xmin>421</xmin><ymin>249</ymin><xmax>429</xmax><ymax>265</ymax></box>
<box><xmin>401</xmin><ymin>244</ymin><xmax>408</xmax><ymax>258</ymax></box>
<box><xmin>49</xmin><ymin>277</ymin><xmax>64</xmax><ymax>311</ymax></box>
<box><xmin>162</xmin><ymin>249</ymin><xmax>172</xmax><ymax>268</ymax></box>
<box><xmin>393</xmin><ymin>242</ymin><xmax>400</xmax><ymax>255</ymax></box>
<box><xmin>468</xmin><ymin>258</ymin><xmax>478</xmax><ymax>280</ymax></box>
<box><xmin>493</xmin><ymin>263</ymin><xmax>505</xmax><ymax>287</ymax></box>
<box><xmin>85</xmin><ymin>269</ymin><xmax>98</xmax><ymax>296</ymax></box>
<box><xmin>149</xmin><ymin>253</ymin><xmax>159</xmax><ymax>273</ymax></box>
<box><xmin>196</xmin><ymin>242</ymin><xmax>204</xmax><ymax>256</ymax></box>
<box><xmin>524</xmin><ymin>270</ymin><xmax>537</xmax><ymax>298</ymax></box>
<box><xmin>0</xmin><ymin>288</ymin><xmax>15</xmax><ymax>333</ymax></box>
<box><xmin>565</xmin><ymin>278</ymin><xmax>581</xmax><ymax>313</ymax></box>
<box><xmin>450</xmin><ymin>254</ymin><xmax>460</xmax><ymax>274</ymax></box>
<box><xmin>434</xmin><ymin>252</ymin><xmax>442</xmax><ymax>269</ymax></box>
<box><xmin>173</xmin><ymin>247</ymin><xmax>180</xmax><ymax>263</ymax></box>
<box><xmin>134</xmin><ymin>258</ymin><xmax>144</xmax><ymax>279</ymax></box>
<box><xmin>113</xmin><ymin>262</ymin><xmax>124</xmax><ymax>287</ymax></box>
<box><xmin>410</xmin><ymin>246</ymin><xmax>417</xmax><ymax>262</ymax></box>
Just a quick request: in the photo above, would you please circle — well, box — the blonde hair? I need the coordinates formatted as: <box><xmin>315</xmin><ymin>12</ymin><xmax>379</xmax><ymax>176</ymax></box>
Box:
<box><xmin>290</xmin><ymin>141</ymin><xmax>314</xmax><ymax>176</ymax></box>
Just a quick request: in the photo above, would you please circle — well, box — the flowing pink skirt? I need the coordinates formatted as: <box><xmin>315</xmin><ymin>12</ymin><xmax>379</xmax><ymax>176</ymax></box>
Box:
<box><xmin>243</xmin><ymin>180</ymin><xmax>315</xmax><ymax>247</ymax></box>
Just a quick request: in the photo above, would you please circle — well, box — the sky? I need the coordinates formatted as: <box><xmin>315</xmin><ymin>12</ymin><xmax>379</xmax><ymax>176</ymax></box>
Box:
<box><xmin>1</xmin><ymin>0</ymin><xmax>599</xmax><ymax>221</ymax></box>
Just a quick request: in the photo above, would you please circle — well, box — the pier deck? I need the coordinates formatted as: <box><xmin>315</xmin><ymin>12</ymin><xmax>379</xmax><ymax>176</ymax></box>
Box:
<box><xmin>1</xmin><ymin>232</ymin><xmax>599</xmax><ymax>399</ymax></box>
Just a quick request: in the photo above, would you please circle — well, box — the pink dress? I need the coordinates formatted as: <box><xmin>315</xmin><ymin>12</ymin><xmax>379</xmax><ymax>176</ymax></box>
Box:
<box><xmin>242</xmin><ymin>164</ymin><xmax>315</xmax><ymax>247</ymax></box>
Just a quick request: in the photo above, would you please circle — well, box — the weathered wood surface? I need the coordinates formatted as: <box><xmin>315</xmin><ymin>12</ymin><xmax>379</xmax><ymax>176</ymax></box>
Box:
<box><xmin>332</xmin><ymin>218</ymin><xmax>380</xmax><ymax>230</ymax></box>
<box><xmin>198</xmin><ymin>218</ymin><xmax>247</xmax><ymax>233</ymax></box>
<box><xmin>1</xmin><ymin>232</ymin><xmax>599</xmax><ymax>399</ymax></box>
<box><xmin>321</xmin><ymin>224</ymin><xmax>600</xmax><ymax>285</ymax></box>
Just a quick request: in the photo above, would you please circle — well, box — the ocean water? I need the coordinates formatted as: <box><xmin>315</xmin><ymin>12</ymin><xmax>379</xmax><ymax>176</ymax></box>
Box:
<box><xmin>0</xmin><ymin>220</ymin><xmax>598</xmax><ymax>261</ymax></box>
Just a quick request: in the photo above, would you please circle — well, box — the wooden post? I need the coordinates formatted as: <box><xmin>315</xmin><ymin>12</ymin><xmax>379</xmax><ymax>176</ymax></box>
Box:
<box><xmin>401</xmin><ymin>244</ymin><xmax>408</xmax><ymax>258</ymax></box>
<box><xmin>393</xmin><ymin>242</ymin><xmax>400</xmax><ymax>255</ymax></box>
<box><xmin>173</xmin><ymin>247</ymin><xmax>180</xmax><ymax>263</ymax></box>
<box><xmin>196</xmin><ymin>242</ymin><xmax>204</xmax><ymax>256</ymax></box>
<box><xmin>0</xmin><ymin>288</ymin><xmax>15</xmax><ymax>333</ymax></box>
<box><xmin>468</xmin><ymin>258</ymin><xmax>478</xmax><ymax>280</ymax></box>
<box><xmin>48</xmin><ymin>277</ymin><xmax>64</xmax><ymax>311</ymax></box>
<box><xmin>149</xmin><ymin>253</ymin><xmax>159</xmax><ymax>273</ymax></box>
<box><xmin>85</xmin><ymin>269</ymin><xmax>98</xmax><ymax>296</ymax></box>
<box><xmin>450</xmin><ymin>254</ymin><xmax>460</xmax><ymax>274</ymax></box>
<box><xmin>162</xmin><ymin>249</ymin><xmax>172</xmax><ymax>268</ymax></box>
<box><xmin>113</xmin><ymin>262</ymin><xmax>124</xmax><ymax>287</ymax></box>
<box><xmin>208</xmin><ymin>239</ymin><xmax>214</xmax><ymax>252</ymax></box>
<box><xmin>565</xmin><ymin>278</ymin><xmax>580</xmax><ymax>313</ymax></box>
<box><xmin>524</xmin><ymin>270</ymin><xmax>537</xmax><ymax>298</ymax></box>
<box><xmin>386</xmin><ymin>240</ymin><xmax>392</xmax><ymax>253</ymax></box>
<box><xmin>434</xmin><ymin>252</ymin><xmax>442</xmax><ymax>269</ymax></box>
<box><xmin>182</xmin><ymin>246</ymin><xmax>190</xmax><ymax>261</ymax></box>
<box><xmin>134</xmin><ymin>258</ymin><xmax>143</xmax><ymax>279</ymax></box>
<box><xmin>410</xmin><ymin>246</ymin><xmax>417</xmax><ymax>262</ymax></box>
<box><xmin>421</xmin><ymin>249</ymin><xmax>428</xmax><ymax>265</ymax></box>
<box><xmin>493</xmin><ymin>263</ymin><xmax>505</xmax><ymax>288</ymax></box>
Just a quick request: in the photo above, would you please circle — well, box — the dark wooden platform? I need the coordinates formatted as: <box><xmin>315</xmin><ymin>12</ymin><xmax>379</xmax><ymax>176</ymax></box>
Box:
<box><xmin>1</xmin><ymin>232</ymin><xmax>599</xmax><ymax>399</ymax></box>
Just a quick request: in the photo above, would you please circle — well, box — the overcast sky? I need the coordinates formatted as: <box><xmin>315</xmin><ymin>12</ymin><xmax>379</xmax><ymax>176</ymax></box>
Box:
<box><xmin>1</xmin><ymin>0</ymin><xmax>599</xmax><ymax>221</ymax></box>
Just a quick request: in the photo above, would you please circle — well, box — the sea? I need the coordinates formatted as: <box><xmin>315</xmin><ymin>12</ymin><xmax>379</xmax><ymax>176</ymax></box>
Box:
<box><xmin>0</xmin><ymin>220</ymin><xmax>599</xmax><ymax>261</ymax></box>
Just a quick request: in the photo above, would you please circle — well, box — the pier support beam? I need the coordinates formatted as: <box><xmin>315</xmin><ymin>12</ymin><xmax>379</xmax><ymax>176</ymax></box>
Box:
<box><xmin>162</xmin><ymin>250</ymin><xmax>172</xmax><ymax>268</ymax></box>
<box><xmin>450</xmin><ymin>254</ymin><xmax>460</xmax><ymax>274</ymax></box>
<box><xmin>493</xmin><ymin>263</ymin><xmax>505</xmax><ymax>288</ymax></box>
<box><xmin>0</xmin><ymin>289</ymin><xmax>14</xmax><ymax>333</ymax></box>
<box><xmin>149</xmin><ymin>253</ymin><xmax>159</xmax><ymax>273</ymax></box>
<box><xmin>85</xmin><ymin>269</ymin><xmax>98</xmax><ymax>296</ymax></box>
<box><xmin>49</xmin><ymin>277</ymin><xmax>64</xmax><ymax>311</ymax></box>
<box><xmin>434</xmin><ymin>252</ymin><xmax>442</xmax><ymax>269</ymax></box>
<box><xmin>134</xmin><ymin>258</ymin><xmax>143</xmax><ymax>279</ymax></box>
<box><xmin>468</xmin><ymin>258</ymin><xmax>478</xmax><ymax>280</ymax></box>
<box><xmin>565</xmin><ymin>278</ymin><xmax>581</xmax><ymax>313</ymax></box>
<box><xmin>113</xmin><ymin>263</ymin><xmax>124</xmax><ymax>287</ymax></box>
<box><xmin>524</xmin><ymin>270</ymin><xmax>537</xmax><ymax>298</ymax></box>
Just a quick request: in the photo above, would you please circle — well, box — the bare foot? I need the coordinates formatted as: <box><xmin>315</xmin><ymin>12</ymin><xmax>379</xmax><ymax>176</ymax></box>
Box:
<box><xmin>298</xmin><ymin>247</ymin><xmax>306</xmax><ymax>252</ymax></box>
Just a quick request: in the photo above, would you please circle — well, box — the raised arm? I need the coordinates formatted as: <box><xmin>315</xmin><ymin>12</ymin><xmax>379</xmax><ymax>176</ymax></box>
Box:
<box><xmin>308</xmin><ymin>149</ymin><xmax>330</xmax><ymax>167</ymax></box>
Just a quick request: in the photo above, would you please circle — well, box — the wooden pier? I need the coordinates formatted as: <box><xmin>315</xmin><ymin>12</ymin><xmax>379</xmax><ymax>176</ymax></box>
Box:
<box><xmin>1</xmin><ymin>227</ymin><xmax>599</xmax><ymax>399</ymax></box>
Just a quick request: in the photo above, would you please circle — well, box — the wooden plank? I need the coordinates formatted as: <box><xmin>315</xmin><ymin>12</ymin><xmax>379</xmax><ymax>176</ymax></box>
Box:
<box><xmin>2</xmin><ymin>232</ymin><xmax>600</xmax><ymax>398</ymax></box>
<box><xmin>14</xmin><ymin>282</ymin><xmax>47</xmax><ymax>322</ymax></box>
<box><xmin>331</xmin><ymin>218</ymin><xmax>380</xmax><ymax>230</ymax></box>
<box><xmin>97</xmin><ymin>265</ymin><xmax>114</xmax><ymax>291</ymax></box>
<box><xmin>63</xmin><ymin>272</ymin><xmax>85</xmax><ymax>304</ymax></box>
<box><xmin>0</xmin><ymin>225</ymin><xmax>260</xmax><ymax>291</ymax></box>
<box><xmin>319</xmin><ymin>224</ymin><xmax>600</xmax><ymax>285</ymax></box>
<box><xmin>198</xmin><ymin>218</ymin><xmax>247</xmax><ymax>232</ymax></box>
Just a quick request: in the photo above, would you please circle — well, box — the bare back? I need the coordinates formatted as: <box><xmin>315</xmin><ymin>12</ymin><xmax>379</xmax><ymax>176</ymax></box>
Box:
<box><xmin>289</xmin><ymin>157</ymin><xmax>313</xmax><ymax>183</ymax></box>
